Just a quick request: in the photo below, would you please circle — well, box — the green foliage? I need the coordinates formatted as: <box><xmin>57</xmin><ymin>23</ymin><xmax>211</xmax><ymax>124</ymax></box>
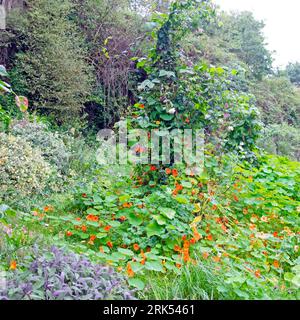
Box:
<box><xmin>0</xmin><ymin>133</ymin><xmax>53</xmax><ymax>199</ymax></box>
<box><xmin>10</xmin><ymin>119</ymin><xmax>70</xmax><ymax>173</ymax></box>
<box><xmin>212</xmin><ymin>11</ymin><xmax>273</xmax><ymax>80</ymax></box>
<box><xmin>286</xmin><ymin>62</ymin><xmax>300</xmax><ymax>86</ymax></box>
<box><xmin>251</xmin><ymin>76</ymin><xmax>300</xmax><ymax>126</ymax></box>
<box><xmin>258</xmin><ymin>124</ymin><xmax>300</xmax><ymax>161</ymax></box>
<box><xmin>9</xmin><ymin>0</ymin><xmax>92</xmax><ymax>120</ymax></box>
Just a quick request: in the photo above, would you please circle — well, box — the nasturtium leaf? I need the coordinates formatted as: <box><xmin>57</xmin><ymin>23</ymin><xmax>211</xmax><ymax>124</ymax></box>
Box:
<box><xmin>175</xmin><ymin>195</ymin><xmax>189</xmax><ymax>204</ymax></box>
<box><xmin>117</xmin><ymin>248</ymin><xmax>134</xmax><ymax>257</ymax></box>
<box><xmin>128</xmin><ymin>278</ymin><xmax>145</xmax><ymax>290</ymax></box>
<box><xmin>128</xmin><ymin>213</ymin><xmax>143</xmax><ymax>226</ymax></box>
<box><xmin>146</xmin><ymin>221</ymin><xmax>164</xmax><ymax>237</ymax></box>
<box><xmin>153</xmin><ymin>214</ymin><xmax>167</xmax><ymax>225</ymax></box>
<box><xmin>159</xmin><ymin>207</ymin><xmax>176</xmax><ymax>219</ymax></box>
<box><xmin>145</xmin><ymin>261</ymin><xmax>164</xmax><ymax>272</ymax></box>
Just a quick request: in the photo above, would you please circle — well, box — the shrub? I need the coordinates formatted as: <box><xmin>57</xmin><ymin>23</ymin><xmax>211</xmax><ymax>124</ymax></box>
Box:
<box><xmin>0</xmin><ymin>132</ymin><xmax>52</xmax><ymax>198</ymax></box>
<box><xmin>0</xmin><ymin>246</ymin><xmax>135</xmax><ymax>300</ymax></box>
<box><xmin>10</xmin><ymin>119</ymin><xmax>70</xmax><ymax>172</ymax></box>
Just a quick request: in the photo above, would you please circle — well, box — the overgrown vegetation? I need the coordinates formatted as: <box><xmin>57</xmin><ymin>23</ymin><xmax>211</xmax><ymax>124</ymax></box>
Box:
<box><xmin>0</xmin><ymin>0</ymin><xmax>299</xmax><ymax>301</ymax></box>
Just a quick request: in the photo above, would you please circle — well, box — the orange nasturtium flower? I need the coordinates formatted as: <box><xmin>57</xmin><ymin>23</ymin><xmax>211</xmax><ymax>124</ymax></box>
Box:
<box><xmin>165</xmin><ymin>168</ymin><xmax>172</xmax><ymax>175</ymax></box>
<box><xmin>133</xmin><ymin>244</ymin><xmax>140</xmax><ymax>251</ymax></box>
<box><xmin>140</xmin><ymin>250</ymin><xmax>146</xmax><ymax>265</ymax></box>
<box><xmin>273</xmin><ymin>260</ymin><xmax>280</xmax><ymax>268</ymax></box>
<box><xmin>126</xmin><ymin>263</ymin><xmax>135</xmax><ymax>277</ymax></box>
<box><xmin>81</xmin><ymin>225</ymin><xmax>87</xmax><ymax>232</ymax></box>
<box><xmin>254</xmin><ymin>270</ymin><xmax>261</xmax><ymax>278</ymax></box>
<box><xmin>66</xmin><ymin>231</ymin><xmax>73</xmax><ymax>237</ymax></box>
<box><xmin>206</xmin><ymin>234</ymin><xmax>213</xmax><ymax>241</ymax></box>
<box><xmin>202</xmin><ymin>252</ymin><xmax>209</xmax><ymax>259</ymax></box>
<box><xmin>172</xmin><ymin>169</ymin><xmax>178</xmax><ymax>177</ymax></box>
<box><xmin>104</xmin><ymin>225</ymin><xmax>112</xmax><ymax>232</ymax></box>
<box><xmin>87</xmin><ymin>215</ymin><xmax>99</xmax><ymax>222</ymax></box>
<box><xmin>90</xmin><ymin>235</ymin><xmax>97</xmax><ymax>242</ymax></box>
<box><xmin>10</xmin><ymin>260</ymin><xmax>17</xmax><ymax>270</ymax></box>
<box><xmin>43</xmin><ymin>205</ymin><xmax>53</xmax><ymax>212</ymax></box>
<box><xmin>99</xmin><ymin>246</ymin><xmax>104</xmax><ymax>253</ymax></box>
<box><xmin>212</xmin><ymin>204</ymin><xmax>218</xmax><ymax>211</ymax></box>
<box><xmin>119</xmin><ymin>216</ymin><xmax>126</xmax><ymax>221</ymax></box>
<box><xmin>122</xmin><ymin>202</ymin><xmax>133</xmax><ymax>208</ymax></box>
<box><xmin>174</xmin><ymin>245</ymin><xmax>181</xmax><ymax>252</ymax></box>
<box><xmin>107</xmin><ymin>241</ymin><xmax>113</xmax><ymax>249</ymax></box>
<box><xmin>233</xmin><ymin>195</ymin><xmax>239</xmax><ymax>202</ymax></box>
<box><xmin>192</xmin><ymin>227</ymin><xmax>202</xmax><ymax>242</ymax></box>
<box><xmin>212</xmin><ymin>256</ymin><xmax>221</xmax><ymax>263</ymax></box>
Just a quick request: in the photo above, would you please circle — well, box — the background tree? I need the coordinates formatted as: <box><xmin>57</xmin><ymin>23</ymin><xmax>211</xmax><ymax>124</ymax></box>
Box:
<box><xmin>8</xmin><ymin>0</ymin><xmax>92</xmax><ymax>122</ymax></box>
<box><xmin>286</xmin><ymin>62</ymin><xmax>300</xmax><ymax>86</ymax></box>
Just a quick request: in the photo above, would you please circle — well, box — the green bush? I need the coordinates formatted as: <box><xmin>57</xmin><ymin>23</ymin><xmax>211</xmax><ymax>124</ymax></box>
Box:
<box><xmin>10</xmin><ymin>119</ymin><xmax>70</xmax><ymax>173</ymax></box>
<box><xmin>0</xmin><ymin>132</ymin><xmax>52</xmax><ymax>199</ymax></box>
<box><xmin>8</xmin><ymin>0</ymin><xmax>92</xmax><ymax>121</ymax></box>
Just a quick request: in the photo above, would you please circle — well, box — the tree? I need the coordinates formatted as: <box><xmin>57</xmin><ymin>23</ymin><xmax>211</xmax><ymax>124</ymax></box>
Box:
<box><xmin>210</xmin><ymin>11</ymin><xmax>273</xmax><ymax>80</ymax></box>
<box><xmin>9</xmin><ymin>0</ymin><xmax>92</xmax><ymax>121</ymax></box>
<box><xmin>286</xmin><ymin>62</ymin><xmax>300</xmax><ymax>86</ymax></box>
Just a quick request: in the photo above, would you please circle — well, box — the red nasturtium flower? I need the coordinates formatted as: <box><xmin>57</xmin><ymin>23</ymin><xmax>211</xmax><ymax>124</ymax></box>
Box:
<box><xmin>150</xmin><ymin>165</ymin><xmax>157</xmax><ymax>171</ymax></box>
<box><xmin>104</xmin><ymin>225</ymin><xmax>112</xmax><ymax>232</ymax></box>
<box><xmin>66</xmin><ymin>231</ymin><xmax>73</xmax><ymax>237</ymax></box>
<box><xmin>190</xmin><ymin>238</ymin><xmax>196</xmax><ymax>244</ymax></box>
<box><xmin>82</xmin><ymin>193</ymin><xmax>87</xmax><ymax>198</ymax></box>
<box><xmin>133</xmin><ymin>244</ymin><xmax>140</xmax><ymax>251</ymax></box>
<box><xmin>10</xmin><ymin>260</ymin><xmax>17</xmax><ymax>270</ymax></box>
